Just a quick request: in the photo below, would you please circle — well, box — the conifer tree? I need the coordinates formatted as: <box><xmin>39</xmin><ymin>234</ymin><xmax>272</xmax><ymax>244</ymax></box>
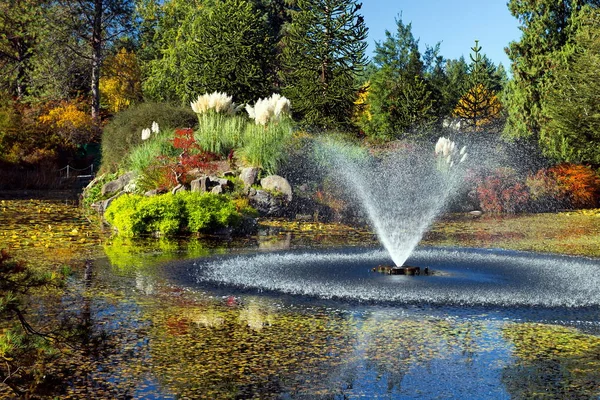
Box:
<box><xmin>542</xmin><ymin>5</ymin><xmax>600</xmax><ymax>164</ymax></box>
<box><xmin>453</xmin><ymin>41</ymin><xmax>502</xmax><ymax>132</ymax></box>
<box><xmin>360</xmin><ymin>16</ymin><xmax>435</xmax><ymax>139</ymax></box>
<box><xmin>281</xmin><ymin>0</ymin><xmax>368</xmax><ymax>129</ymax></box>
<box><xmin>503</xmin><ymin>0</ymin><xmax>600</xmax><ymax>139</ymax></box>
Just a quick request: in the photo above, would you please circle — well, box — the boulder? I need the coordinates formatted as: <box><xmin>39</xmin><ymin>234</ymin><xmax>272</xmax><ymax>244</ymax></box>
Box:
<box><xmin>191</xmin><ymin>176</ymin><xmax>210</xmax><ymax>193</ymax></box>
<box><xmin>248</xmin><ymin>189</ymin><xmax>286</xmax><ymax>216</ymax></box>
<box><xmin>240</xmin><ymin>167</ymin><xmax>260</xmax><ymax>188</ymax></box>
<box><xmin>91</xmin><ymin>191</ymin><xmax>124</xmax><ymax>214</ymax></box>
<box><xmin>101</xmin><ymin>171</ymin><xmax>136</xmax><ymax>196</ymax></box>
<box><xmin>260</xmin><ymin>175</ymin><xmax>292</xmax><ymax>202</ymax></box>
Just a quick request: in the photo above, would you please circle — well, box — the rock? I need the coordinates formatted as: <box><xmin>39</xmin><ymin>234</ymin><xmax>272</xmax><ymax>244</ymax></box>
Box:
<box><xmin>260</xmin><ymin>175</ymin><xmax>292</xmax><ymax>202</ymax></box>
<box><xmin>144</xmin><ymin>189</ymin><xmax>159</xmax><ymax>196</ymax></box>
<box><xmin>469</xmin><ymin>210</ymin><xmax>483</xmax><ymax>218</ymax></box>
<box><xmin>101</xmin><ymin>171</ymin><xmax>136</xmax><ymax>196</ymax></box>
<box><xmin>191</xmin><ymin>176</ymin><xmax>210</xmax><ymax>193</ymax></box>
<box><xmin>248</xmin><ymin>189</ymin><xmax>286</xmax><ymax>216</ymax></box>
<box><xmin>240</xmin><ymin>167</ymin><xmax>260</xmax><ymax>188</ymax></box>
<box><xmin>93</xmin><ymin>191</ymin><xmax>124</xmax><ymax>214</ymax></box>
<box><xmin>211</xmin><ymin>185</ymin><xmax>223</xmax><ymax>194</ymax></box>
<box><xmin>223</xmin><ymin>170</ymin><xmax>236</xmax><ymax>178</ymax></box>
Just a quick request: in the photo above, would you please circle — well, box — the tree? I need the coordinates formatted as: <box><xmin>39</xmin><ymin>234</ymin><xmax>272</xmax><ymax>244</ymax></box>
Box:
<box><xmin>0</xmin><ymin>0</ymin><xmax>48</xmax><ymax>99</ymax></box>
<box><xmin>359</xmin><ymin>16</ymin><xmax>435</xmax><ymax>139</ymax></box>
<box><xmin>503</xmin><ymin>0</ymin><xmax>600</xmax><ymax>140</ymax></box>
<box><xmin>541</xmin><ymin>6</ymin><xmax>600</xmax><ymax>164</ymax></box>
<box><xmin>47</xmin><ymin>0</ymin><xmax>134</xmax><ymax>120</ymax></box>
<box><xmin>281</xmin><ymin>0</ymin><xmax>368</xmax><ymax>129</ymax></box>
<box><xmin>99</xmin><ymin>48</ymin><xmax>143</xmax><ymax>112</ymax></box>
<box><xmin>143</xmin><ymin>0</ymin><xmax>274</xmax><ymax>104</ymax></box>
<box><xmin>453</xmin><ymin>41</ymin><xmax>503</xmax><ymax>131</ymax></box>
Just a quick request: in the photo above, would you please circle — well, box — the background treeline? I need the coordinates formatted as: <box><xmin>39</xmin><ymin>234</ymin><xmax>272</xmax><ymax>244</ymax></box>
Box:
<box><xmin>0</xmin><ymin>0</ymin><xmax>599</xmax><ymax>184</ymax></box>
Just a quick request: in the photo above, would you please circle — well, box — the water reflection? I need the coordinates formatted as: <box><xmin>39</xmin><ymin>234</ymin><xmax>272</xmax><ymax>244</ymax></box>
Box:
<box><xmin>22</xmin><ymin>254</ymin><xmax>597</xmax><ymax>399</ymax></box>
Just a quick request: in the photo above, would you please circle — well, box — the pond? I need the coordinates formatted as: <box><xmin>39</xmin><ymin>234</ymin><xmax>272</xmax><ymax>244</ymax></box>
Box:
<box><xmin>2</xmin><ymin>199</ymin><xmax>600</xmax><ymax>399</ymax></box>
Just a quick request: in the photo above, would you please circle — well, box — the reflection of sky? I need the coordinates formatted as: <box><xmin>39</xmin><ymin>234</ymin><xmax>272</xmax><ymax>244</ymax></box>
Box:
<box><xmin>325</xmin><ymin>316</ymin><xmax>514</xmax><ymax>399</ymax></box>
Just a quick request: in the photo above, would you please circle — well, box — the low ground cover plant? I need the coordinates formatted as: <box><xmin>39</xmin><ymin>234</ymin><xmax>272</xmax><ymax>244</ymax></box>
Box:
<box><xmin>104</xmin><ymin>192</ymin><xmax>249</xmax><ymax>237</ymax></box>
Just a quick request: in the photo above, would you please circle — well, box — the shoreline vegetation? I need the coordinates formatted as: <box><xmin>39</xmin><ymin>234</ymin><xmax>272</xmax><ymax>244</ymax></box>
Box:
<box><xmin>1</xmin><ymin>197</ymin><xmax>598</xmax><ymax>261</ymax></box>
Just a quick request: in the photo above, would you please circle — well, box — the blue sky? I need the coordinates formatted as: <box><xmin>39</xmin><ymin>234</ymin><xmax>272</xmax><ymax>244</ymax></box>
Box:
<box><xmin>361</xmin><ymin>1</ymin><xmax>522</xmax><ymax>70</ymax></box>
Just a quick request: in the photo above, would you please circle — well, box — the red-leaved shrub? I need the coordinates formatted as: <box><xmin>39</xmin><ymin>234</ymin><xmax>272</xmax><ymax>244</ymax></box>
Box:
<box><xmin>473</xmin><ymin>168</ymin><xmax>530</xmax><ymax>213</ymax></box>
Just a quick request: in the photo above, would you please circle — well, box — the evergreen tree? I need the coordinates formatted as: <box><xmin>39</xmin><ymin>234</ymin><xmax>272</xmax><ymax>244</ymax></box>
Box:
<box><xmin>437</xmin><ymin>57</ymin><xmax>468</xmax><ymax>119</ymax></box>
<box><xmin>281</xmin><ymin>0</ymin><xmax>368</xmax><ymax>129</ymax></box>
<box><xmin>503</xmin><ymin>0</ymin><xmax>600</xmax><ymax>139</ymax></box>
<box><xmin>453</xmin><ymin>40</ymin><xmax>503</xmax><ymax>132</ymax></box>
<box><xmin>542</xmin><ymin>5</ymin><xmax>600</xmax><ymax>164</ymax></box>
<box><xmin>360</xmin><ymin>16</ymin><xmax>435</xmax><ymax>140</ymax></box>
<box><xmin>143</xmin><ymin>0</ymin><xmax>274</xmax><ymax>104</ymax></box>
<box><xmin>0</xmin><ymin>0</ymin><xmax>48</xmax><ymax>99</ymax></box>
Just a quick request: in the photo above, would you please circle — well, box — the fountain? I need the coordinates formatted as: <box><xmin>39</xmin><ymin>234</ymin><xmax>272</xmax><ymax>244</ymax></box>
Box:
<box><xmin>172</xmin><ymin>136</ymin><xmax>600</xmax><ymax>310</ymax></box>
<box><xmin>316</xmin><ymin>137</ymin><xmax>467</xmax><ymax>270</ymax></box>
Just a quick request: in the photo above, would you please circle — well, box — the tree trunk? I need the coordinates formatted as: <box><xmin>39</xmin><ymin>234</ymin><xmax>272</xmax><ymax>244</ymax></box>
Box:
<box><xmin>90</xmin><ymin>0</ymin><xmax>103</xmax><ymax>121</ymax></box>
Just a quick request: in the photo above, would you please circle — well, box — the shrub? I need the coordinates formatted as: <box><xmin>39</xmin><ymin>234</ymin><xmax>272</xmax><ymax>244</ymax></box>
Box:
<box><xmin>525</xmin><ymin>169</ymin><xmax>564</xmax><ymax>212</ymax></box>
<box><xmin>549</xmin><ymin>163</ymin><xmax>600</xmax><ymax>209</ymax></box>
<box><xmin>182</xmin><ymin>192</ymin><xmax>241</xmax><ymax>233</ymax></box>
<box><xmin>100</xmin><ymin>102</ymin><xmax>197</xmax><ymax>172</ymax></box>
<box><xmin>104</xmin><ymin>192</ymin><xmax>249</xmax><ymax>237</ymax></box>
<box><xmin>473</xmin><ymin>168</ymin><xmax>530</xmax><ymax>213</ymax></box>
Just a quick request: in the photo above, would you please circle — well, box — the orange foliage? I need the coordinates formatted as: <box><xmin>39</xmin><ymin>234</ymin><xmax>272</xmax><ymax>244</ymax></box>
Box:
<box><xmin>549</xmin><ymin>163</ymin><xmax>600</xmax><ymax>209</ymax></box>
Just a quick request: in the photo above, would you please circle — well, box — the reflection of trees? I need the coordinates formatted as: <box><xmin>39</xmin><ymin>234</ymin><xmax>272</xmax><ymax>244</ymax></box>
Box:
<box><xmin>502</xmin><ymin>323</ymin><xmax>600</xmax><ymax>399</ymax></box>
<box><xmin>147</xmin><ymin>301</ymin><xmax>356</xmax><ymax>399</ymax></box>
<box><xmin>349</xmin><ymin>315</ymin><xmax>485</xmax><ymax>394</ymax></box>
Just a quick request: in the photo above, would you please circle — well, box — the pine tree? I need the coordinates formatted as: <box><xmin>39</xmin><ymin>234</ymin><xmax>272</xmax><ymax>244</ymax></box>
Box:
<box><xmin>453</xmin><ymin>41</ymin><xmax>502</xmax><ymax>132</ymax></box>
<box><xmin>360</xmin><ymin>16</ymin><xmax>435</xmax><ymax>140</ymax></box>
<box><xmin>542</xmin><ymin>5</ymin><xmax>600</xmax><ymax>164</ymax></box>
<box><xmin>503</xmin><ymin>0</ymin><xmax>600</xmax><ymax>139</ymax></box>
<box><xmin>281</xmin><ymin>0</ymin><xmax>368</xmax><ymax>129</ymax></box>
<box><xmin>143</xmin><ymin>0</ymin><xmax>275</xmax><ymax>104</ymax></box>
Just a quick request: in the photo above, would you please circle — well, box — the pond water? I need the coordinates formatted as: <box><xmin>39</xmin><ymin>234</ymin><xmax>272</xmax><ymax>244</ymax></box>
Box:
<box><xmin>2</xmin><ymin>200</ymin><xmax>600</xmax><ymax>399</ymax></box>
<box><xmin>50</xmin><ymin>243</ymin><xmax>600</xmax><ymax>399</ymax></box>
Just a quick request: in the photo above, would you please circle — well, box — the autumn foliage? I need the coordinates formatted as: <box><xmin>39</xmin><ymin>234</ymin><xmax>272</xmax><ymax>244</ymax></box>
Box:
<box><xmin>99</xmin><ymin>48</ymin><xmax>143</xmax><ymax>113</ymax></box>
<box><xmin>472</xmin><ymin>167</ymin><xmax>530</xmax><ymax>213</ymax></box>
<box><xmin>453</xmin><ymin>84</ymin><xmax>502</xmax><ymax>131</ymax></box>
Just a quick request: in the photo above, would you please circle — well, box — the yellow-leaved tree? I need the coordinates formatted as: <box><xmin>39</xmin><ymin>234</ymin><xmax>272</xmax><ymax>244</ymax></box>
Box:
<box><xmin>453</xmin><ymin>83</ymin><xmax>502</xmax><ymax>131</ymax></box>
<box><xmin>99</xmin><ymin>48</ymin><xmax>142</xmax><ymax>113</ymax></box>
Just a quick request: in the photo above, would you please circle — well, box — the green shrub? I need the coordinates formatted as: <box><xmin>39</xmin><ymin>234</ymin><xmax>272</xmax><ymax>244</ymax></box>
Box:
<box><xmin>100</xmin><ymin>102</ymin><xmax>197</xmax><ymax>172</ymax></box>
<box><xmin>104</xmin><ymin>192</ymin><xmax>250</xmax><ymax>237</ymax></box>
<box><xmin>181</xmin><ymin>192</ymin><xmax>241</xmax><ymax>233</ymax></box>
<box><xmin>104</xmin><ymin>194</ymin><xmax>148</xmax><ymax>237</ymax></box>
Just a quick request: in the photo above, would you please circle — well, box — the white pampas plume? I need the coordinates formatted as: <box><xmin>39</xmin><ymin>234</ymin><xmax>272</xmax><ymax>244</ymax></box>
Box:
<box><xmin>247</xmin><ymin>93</ymin><xmax>292</xmax><ymax>125</ymax></box>
<box><xmin>151</xmin><ymin>121</ymin><xmax>159</xmax><ymax>134</ymax></box>
<box><xmin>245</xmin><ymin>104</ymin><xmax>256</xmax><ymax>119</ymax></box>
<box><xmin>141</xmin><ymin>128</ymin><xmax>151</xmax><ymax>141</ymax></box>
<box><xmin>190</xmin><ymin>91</ymin><xmax>235</xmax><ymax>115</ymax></box>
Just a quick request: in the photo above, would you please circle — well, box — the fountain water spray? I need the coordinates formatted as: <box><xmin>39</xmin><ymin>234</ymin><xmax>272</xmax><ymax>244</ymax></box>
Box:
<box><xmin>317</xmin><ymin>137</ymin><xmax>467</xmax><ymax>267</ymax></box>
